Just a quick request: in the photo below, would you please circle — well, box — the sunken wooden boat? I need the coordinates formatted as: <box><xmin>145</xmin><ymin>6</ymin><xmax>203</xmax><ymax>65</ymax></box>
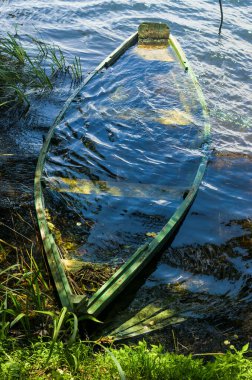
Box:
<box><xmin>34</xmin><ymin>23</ymin><xmax>211</xmax><ymax>318</ymax></box>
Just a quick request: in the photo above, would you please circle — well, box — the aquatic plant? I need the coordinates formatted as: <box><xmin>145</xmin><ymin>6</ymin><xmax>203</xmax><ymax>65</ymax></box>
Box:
<box><xmin>0</xmin><ymin>33</ymin><xmax>82</xmax><ymax>112</ymax></box>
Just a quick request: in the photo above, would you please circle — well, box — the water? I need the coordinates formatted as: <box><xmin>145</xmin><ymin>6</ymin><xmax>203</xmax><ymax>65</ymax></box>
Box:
<box><xmin>0</xmin><ymin>0</ymin><xmax>252</xmax><ymax>346</ymax></box>
<box><xmin>43</xmin><ymin>44</ymin><xmax>205</xmax><ymax>265</ymax></box>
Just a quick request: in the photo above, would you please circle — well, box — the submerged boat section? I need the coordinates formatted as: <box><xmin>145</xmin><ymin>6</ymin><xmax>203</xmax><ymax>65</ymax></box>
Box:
<box><xmin>34</xmin><ymin>23</ymin><xmax>211</xmax><ymax>317</ymax></box>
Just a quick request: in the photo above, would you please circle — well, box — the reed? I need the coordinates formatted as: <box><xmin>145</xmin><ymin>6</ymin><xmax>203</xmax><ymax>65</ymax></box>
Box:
<box><xmin>0</xmin><ymin>33</ymin><xmax>82</xmax><ymax>112</ymax></box>
<box><xmin>70</xmin><ymin>56</ymin><xmax>82</xmax><ymax>81</ymax></box>
<box><xmin>0</xmin><ymin>241</ymin><xmax>50</xmax><ymax>339</ymax></box>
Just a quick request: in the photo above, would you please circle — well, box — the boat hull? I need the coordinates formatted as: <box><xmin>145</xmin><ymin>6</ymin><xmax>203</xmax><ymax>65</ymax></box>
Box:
<box><xmin>34</xmin><ymin>25</ymin><xmax>211</xmax><ymax>317</ymax></box>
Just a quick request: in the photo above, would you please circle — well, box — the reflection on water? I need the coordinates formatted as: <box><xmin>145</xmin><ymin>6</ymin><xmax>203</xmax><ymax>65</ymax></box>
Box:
<box><xmin>0</xmin><ymin>0</ymin><xmax>252</xmax><ymax>345</ymax></box>
<box><xmin>43</xmin><ymin>44</ymin><xmax>204</xmax><ymax>265</ymax></box>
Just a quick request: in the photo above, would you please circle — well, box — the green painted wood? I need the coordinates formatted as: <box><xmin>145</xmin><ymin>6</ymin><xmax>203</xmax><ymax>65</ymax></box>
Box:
<box><xmin>35</xmin><ymin>23</ymin><xmax>211</xmax><ymax>318</ymax></box>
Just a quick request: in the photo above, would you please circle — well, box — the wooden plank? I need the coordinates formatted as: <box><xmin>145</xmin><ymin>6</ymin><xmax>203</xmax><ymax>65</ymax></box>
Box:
<box><xmin>115</xmin><ymin>108</ymin><xmax>193</xmax><ymax>125</ymax></box>
<box><xmin>47</xmin><ymin>177</ymin><xmax>183</xmax><ymax>200</ymax></box>
<box><xmin>138</xmin><ymin>22</ymin><xmax>170</xmax><ymax>47</ymax></box>
<box><xmin>135</xmin><ymin>46</ymin><xmax>174</xmax><ymax>62</ymax></box>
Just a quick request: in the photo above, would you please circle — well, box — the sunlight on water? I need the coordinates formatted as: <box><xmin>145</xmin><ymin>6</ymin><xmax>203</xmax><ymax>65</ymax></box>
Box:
<box><xmin>43</xmin><ymin>44</ymin><xmax>204</xmax><ymax>264</ymax></box>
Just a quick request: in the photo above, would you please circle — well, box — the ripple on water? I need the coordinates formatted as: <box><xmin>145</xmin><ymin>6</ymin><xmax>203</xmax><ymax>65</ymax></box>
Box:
<box><xmin>44</xmin><ymin>44</ymin><xmax>205</xmax><ymax>266</ymax></box>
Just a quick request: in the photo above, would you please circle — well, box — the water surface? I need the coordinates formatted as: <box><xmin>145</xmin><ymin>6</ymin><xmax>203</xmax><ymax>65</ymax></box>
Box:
<box><xmin>43</xmin><ymin>43</ymin><xmax>205</xmax><ymax>265</ymax></box>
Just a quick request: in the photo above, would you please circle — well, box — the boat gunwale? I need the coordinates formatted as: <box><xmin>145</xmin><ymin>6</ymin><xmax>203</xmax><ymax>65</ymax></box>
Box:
<box><xmin>34</xmin><ymin>28</ymin><xmax>211</xmax><ymax>315</ymax></box>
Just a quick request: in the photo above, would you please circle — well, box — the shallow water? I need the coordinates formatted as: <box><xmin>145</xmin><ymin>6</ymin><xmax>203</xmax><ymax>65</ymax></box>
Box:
<box><xmin>43</xmin><ymin>44</ymin><xmax>205</xmax><ymax>264</ymax></box>
<box><xmin>0</xmin><ymin>0</ymin><xmax>252</xmax><ymax>343</ymax></box>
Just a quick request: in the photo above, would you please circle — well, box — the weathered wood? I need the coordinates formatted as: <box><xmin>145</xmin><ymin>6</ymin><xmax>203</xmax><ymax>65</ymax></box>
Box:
<box><xmin>138</xmin><ymin>22</ymin><xmax>170</xmax><ymax>47</ymax></box>
<box><xmin>47</xmin><ymin>177</ymin><xmax>183</xmax><ymax>200</ymax></box>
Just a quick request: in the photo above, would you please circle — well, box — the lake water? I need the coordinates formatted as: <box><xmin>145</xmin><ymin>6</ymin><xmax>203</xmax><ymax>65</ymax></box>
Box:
<box><xmin>0</xmin><ymin>0</ymin><xmax>251</xmax><ymax>348</ymax></box>
<box><xmin>43</xmin><ymin>42</ymin><xmax>206</xmax><ymax>265</ymax></box>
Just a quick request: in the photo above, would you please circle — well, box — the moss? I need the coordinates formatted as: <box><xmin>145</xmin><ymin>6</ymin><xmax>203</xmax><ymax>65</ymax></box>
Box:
<box><xmin>45</xmin><ymin>209</ymin><xmax>78</xmax><ymax>258</ymax></box>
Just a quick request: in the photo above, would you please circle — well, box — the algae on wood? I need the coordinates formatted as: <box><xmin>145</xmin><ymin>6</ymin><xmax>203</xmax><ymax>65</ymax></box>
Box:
<box><xmin>138</xmin><ymin>22</ymin><xmax>170</xmax><ymax>48</ymax></box>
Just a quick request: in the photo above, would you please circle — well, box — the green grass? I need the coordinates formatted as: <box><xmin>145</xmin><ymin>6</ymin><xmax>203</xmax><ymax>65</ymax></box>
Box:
<box><xmin>0</xmin><ymin>339</ymin><xmax>252</xmax><ymax>379</ymax></box>
<box><xmin>0</xmin><ymin>33</ymin><xmax>82</xmax><ymax>111</ymax></box>
<box><xmin>0</xmin><ymin>242</ymin><xmax>52</xmax><ymax>340</ymax></box>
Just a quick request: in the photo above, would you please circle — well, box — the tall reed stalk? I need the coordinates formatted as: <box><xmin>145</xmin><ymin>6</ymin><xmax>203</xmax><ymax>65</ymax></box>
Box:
<box><xmin>0</xmin><ymin>33</ymin><xmax>82</xmax><ymax>112</ymax></box>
